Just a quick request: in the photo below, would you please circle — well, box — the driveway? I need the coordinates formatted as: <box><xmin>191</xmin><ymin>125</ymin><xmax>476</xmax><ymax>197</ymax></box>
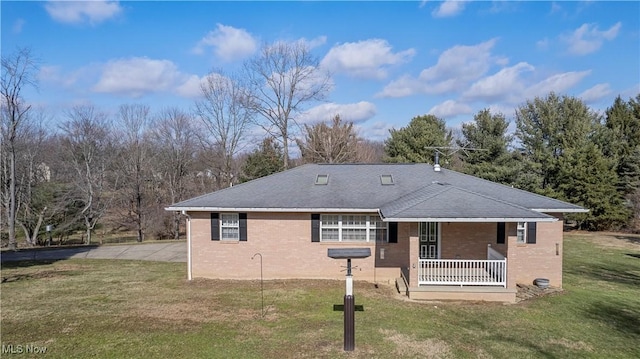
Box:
<box><xmin>0</xmin><ymin>241</ymin><xmax>187</xmax><ymax>263</ymax></box>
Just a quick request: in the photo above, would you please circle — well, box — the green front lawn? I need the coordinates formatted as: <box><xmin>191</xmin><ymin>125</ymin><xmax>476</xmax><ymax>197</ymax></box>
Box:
<box><xmin>1</xmin><ymin>232</ymin><xmax>639</xmax><ymax>358</ymax></box>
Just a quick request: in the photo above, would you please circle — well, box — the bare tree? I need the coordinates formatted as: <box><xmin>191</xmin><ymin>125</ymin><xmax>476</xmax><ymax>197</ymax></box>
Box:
<box><xmin>151</xmin><ymin>107</ymin><xmax>196</xmax><ymax>239</ymax></box>
<box><xmin>195</xmin><ymin>71</ymin><xmax>253</xmax><ymax>187</ymax></box>
<box><xmin>1</xmin><ymin>47</ymin><xmax>38</xmax><ymax>249</ymax></box>
<box><xmin>297</xmin><ymin>115</ymin><xmax>362</xmax><ymax>164</ymax></box>
<box><xmin>59</xmin><ymin>105</ymin><xmax>113</xmax><ymax>245</ymax></box>
<box><xmin>114</xmin><ymin>104</ymin><xmax>151</xmax><ymax>242</ymax></box>
<box><xmin>15</xmin><ymin>111</ymin><xmax>51</xmax><ymax>245</ymax></box>
<box><xmin>245</xmin><ymin>41</ymin><xmax>331</xmax><ymax>169</ymax></box>
<box><xmin>355</xmin><ymin>140</ymin><xmax>385</xmax><ymax>163</ymax></box>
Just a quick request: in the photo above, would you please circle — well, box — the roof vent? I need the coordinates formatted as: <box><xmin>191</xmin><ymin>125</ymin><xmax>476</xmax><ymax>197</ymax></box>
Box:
<box><xmin>315</xmin><ymin>174</ymin><xmax>329</xmax><ymax>185</ymax></box>
<box><xmin>380</xmin><ymin>174</ymin><xmax>394</xmax><ymax>185</ymax></box>
<box><xmin>434</xmin><ymin>151</ymin><xmax>441</xmax><ymax>172</ymax></box>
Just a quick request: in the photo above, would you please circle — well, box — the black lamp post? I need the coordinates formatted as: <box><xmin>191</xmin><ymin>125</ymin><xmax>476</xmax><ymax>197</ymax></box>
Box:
<box><xmin>327</xmin><ymin>248</ymin><xmax>371</xmax><ymax>352</ymax></box>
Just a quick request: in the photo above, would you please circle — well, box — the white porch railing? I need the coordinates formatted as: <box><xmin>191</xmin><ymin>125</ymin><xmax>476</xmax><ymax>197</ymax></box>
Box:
<box><xmin>418</xmin><ymin>259</ymin><xmax>507</xmax><ymax>287</ymax></box>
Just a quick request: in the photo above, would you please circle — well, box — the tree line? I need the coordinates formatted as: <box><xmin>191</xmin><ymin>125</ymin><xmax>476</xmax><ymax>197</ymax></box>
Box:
<box><xmin>2</xmin><ymin>46</ymin><xmax>639</xmax><ymax>249</ymax></box>
<box><xmin>384</xmin><ymin>93</ymin><xmax>640</xmax><ymax>231</ymax></box>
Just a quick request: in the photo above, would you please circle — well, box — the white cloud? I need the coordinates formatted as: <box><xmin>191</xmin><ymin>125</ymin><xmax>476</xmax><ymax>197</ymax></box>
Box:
<box><xmin>563</xmin><ymin>22</ymin><xmax>621</xmax><ymax>56</ymax></box>
<box><xmin>358</xmin><ymin>120</ymin><xmax>393</xmax><ymax>142</ymax></box>
<box><xmin>298</xmin><ymin>102</ymin><xmax>377</xmax><ymax>124</ymax></box>
<box><xmin>39</xmin><ymin>64</ymin><xmax>102</xmax><ymax>91</ymax></box>
<box><xmin>175</xmin><ymin>75</ymin><xmax>207</xmax><ymax>98</ymax></box>
<box><xmin>302</xmin><ymin>36</ymin><xmax>327</xmax><ymax>49</ymax></box>
<box><xmin>321</xmin><ymin>39</ymin><xmax>415</xmax><ymax>80</ymax></box>
<box><xmin>550</xmin><ymin>2</ymin><xmax>562</xmax><ymax>14</ymax></box>
<box><xmin>378</xmin><ymin>38</ymin><xmax>502</xmax><ymax>97</ymax></box>
<box><xmin>536</xmin><ymin>38</ymin><xmax>549</xmax><ymax>51</ymax></box>
<box><xmin>463</xmin><ymin>62</ymin><xmax>535</xmax><ymax>102</ymax></box>
<box><xmin>432</xmin><ymin>0</ymin><xmax>467</xmax><ymax>18</ymax></box>
<box><xmin>39</xmin><ymin>65</ymin><xmax>62</xmax><ymax>82</ymax></box>
<box><xmin>193</xmin><ymin>24</ymin><xmax>258</xmax><ymax>62</ymax></box>
<box><xmin>92</xmin><ymin>57</ymin><xmax>189</xmax><ymax>97</ymax></box>
<box><xmin>45</xmin><ymin>0</ymin><xmax>122</xmax><ymax>25</ymax></box>
<box><xmin>428</xmin><ymin>100</ymin><xmax>473</xmax><ymax>118</ymax></box>
<box><xmin>620</xmin><ymin>84</ymin><xmax>640</xmax><ymax>100</ymax></box>
<box><xmin>375</xmin><ymin>75</ymin><xmax>424</xmax><ymax>98</ymax></box>
<box><xmin>12</xmin><ymin>19</ymin><xmax>25</xmax><ymax>33</ymax></box>
<box><xmin>579</xmin><ymin>83</ymin><xmax>612</xmax><ymax>103</ymax></box>
<box><xmin>525</xmin><ymin>70</ymin><xmax>591</xmax><ymax>98</ymax></box>
<box><xmin>487</xmin><ymin>1</ymin><xmax>518</xmax><ymax>14</ymax></box>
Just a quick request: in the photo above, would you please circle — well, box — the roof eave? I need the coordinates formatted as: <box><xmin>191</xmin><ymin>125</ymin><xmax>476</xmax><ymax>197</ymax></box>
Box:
<box><xmin>381</xmin><ymin>217</ymin><xmax>558</xmax><ymax>223</ymax></box>
<box><xmin>165</xmin><ymin>206</ymin><xmax>379</xmax><ymax>213</ymax></box>
<box><xmin>532</xmin><ymin>208</ymin><xmax>589</xmax><ymax>213</ymax></box>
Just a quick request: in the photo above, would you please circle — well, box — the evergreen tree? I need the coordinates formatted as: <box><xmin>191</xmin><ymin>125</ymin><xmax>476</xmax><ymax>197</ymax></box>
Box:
<box><xmin>558</xmin><ymin>143</ymin><xmax>629</xmax><ymax>230</ymax></box>
<box><xmin>239</xmin><ymin>137</ymin><xmax>284</xmax><ymax>182</ymax></box>
<box><xmin>457</xmin><ymin>109</ymin><xmax>520</xmax><ymax>184</ymax></box>
<box><xmin>603</xmin><ymin>95</ymin><xmax>640</xmax><ymax>195</ymax></box>
<box><xmin>515</xmin><ymin>92</ymin><xmax>598</xmax><ymax>197</ymax></box>
<box><xmin>515</xmin><ymin>92</ymin><xmax>626</xmax><ymax>230</ymax></box>
<box><xmin>384</xmin><ymin>114</ymin><xmax>453</xmax><ymax>164</ymax></box>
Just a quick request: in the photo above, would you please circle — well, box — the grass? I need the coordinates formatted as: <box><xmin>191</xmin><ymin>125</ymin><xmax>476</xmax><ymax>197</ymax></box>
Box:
<box><xmin>1</xmin><ymin>232</ymin><xmax>639</xmax><ymax>358</ymax></box>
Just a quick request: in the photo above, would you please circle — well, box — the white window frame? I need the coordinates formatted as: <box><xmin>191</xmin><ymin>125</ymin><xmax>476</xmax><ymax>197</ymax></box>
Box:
<box><xmin>220</xmin><ymin>213</ymin><xmax>240</xmax><ymax>241</ymax></box>
<box><xmin>516</xmin><ymin>222</ymin><xmax>527</xmax><ymax>243</ymax></box>
<box><xmin>320</xmin><ymin>214</ymin><xmax>388</xmax><ymax>242</ymax></box>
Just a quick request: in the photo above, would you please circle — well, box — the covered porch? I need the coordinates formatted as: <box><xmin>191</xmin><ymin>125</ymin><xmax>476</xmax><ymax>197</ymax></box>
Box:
<box><xmin>391</xmin><ymin>221</ymin><xmax>524</xmax><ymax>302</ymax></box>
<box><xmin>398</xmin><ymin>235</ymin><xmax>516</xmax><ymax>302</ymax></box>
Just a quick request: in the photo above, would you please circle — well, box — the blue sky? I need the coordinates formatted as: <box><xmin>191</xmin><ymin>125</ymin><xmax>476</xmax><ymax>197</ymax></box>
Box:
<box><xmin>2</xmin><ymin>1</ymin><xmax>639</xmax><ymax>143</ymax></box>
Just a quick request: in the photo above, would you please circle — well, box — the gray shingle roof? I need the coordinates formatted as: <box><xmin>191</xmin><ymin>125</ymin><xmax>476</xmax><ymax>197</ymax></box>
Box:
<box><xmin>167</xmin><ymin>163</ymin><xmax>586</xmax><ymax>221</ymax></box>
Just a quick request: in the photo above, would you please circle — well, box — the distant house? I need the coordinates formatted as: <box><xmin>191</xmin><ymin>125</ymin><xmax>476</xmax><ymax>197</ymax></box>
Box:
<box><xmin>166</xmin><ymin>163</ymin><xmax>586</xmax><ymax>302</ymax></box>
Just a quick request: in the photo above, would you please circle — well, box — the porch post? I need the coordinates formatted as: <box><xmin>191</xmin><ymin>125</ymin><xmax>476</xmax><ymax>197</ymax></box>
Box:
<box><xmin>409</xmin><ymin>224</ymin><xmax>420</xmax><ymax>288</ymax></box>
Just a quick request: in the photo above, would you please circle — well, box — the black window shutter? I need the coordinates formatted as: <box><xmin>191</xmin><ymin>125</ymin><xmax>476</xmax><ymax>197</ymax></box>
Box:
<box><xmin>211</xmin><ymin>213</ymin><xmax>220</xmax><ymax>241</ymax></box>
<box><xmin>388</xmin><ymin>222</ymin><xmax>398</xmax><ymax>243</ymax></box>
<box><xmin>497</xmin><ymin>222</ymin><xmax>505</xmax><ymax>244</ymax></box>
<box><xmin>311</xmin><ymin>214</ymin><xmax>320</xmax><ymax>242</ymax></box>
<box><xmin>239</xmin><ymin>213</ymin><xmax>247</xmax><ymax>241</ymax></box>
<box><xmin>527</xmin><ymin>222</ymin><xmax>537</xmax><ymax>244</ymax></box>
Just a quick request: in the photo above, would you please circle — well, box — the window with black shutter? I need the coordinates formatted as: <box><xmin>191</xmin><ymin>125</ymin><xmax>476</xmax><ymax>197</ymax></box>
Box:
<box><xmin>311</xmin><ymin>214</ymin><xmax>320</xmax><ymax>242</ymax></box>
<box><xmin>388</xmin><ymin>222</ymin><xmax>398</xmax><ymax>243</ymax></box>
<box><xmin>527</xmin><ymin>222</ymin><xmax>537</xmax><ymax>244</ymax></box>
<box><xmin>211</xmin><ymin>213</ymin><xmax>219</xmax><ymax>241</ymax></box>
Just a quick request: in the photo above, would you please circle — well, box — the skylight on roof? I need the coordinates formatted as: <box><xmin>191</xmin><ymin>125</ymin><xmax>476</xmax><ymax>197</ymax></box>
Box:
<box><xmin>315</xmin><ymin>174</ymin><xmax>329</xmax><ymax>185</ymax></box>
<box><xmin>380</xmin><ymin>174</ymin><xmax>394</xmax><ymax>185</ymax></box>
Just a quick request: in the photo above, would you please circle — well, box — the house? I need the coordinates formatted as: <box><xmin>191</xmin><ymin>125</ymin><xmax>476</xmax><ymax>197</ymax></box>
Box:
<box><xmin>166</xmin><ymin>163</ymin><xmax>586</xmax><ymax>302</ymax></box>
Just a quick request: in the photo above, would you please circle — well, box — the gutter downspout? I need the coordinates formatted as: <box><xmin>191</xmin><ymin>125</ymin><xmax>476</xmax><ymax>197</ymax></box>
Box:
<box><xmin>181</xmin><ymin>210</ymin><xmax>192</xmax><ymax>281</ymax></box>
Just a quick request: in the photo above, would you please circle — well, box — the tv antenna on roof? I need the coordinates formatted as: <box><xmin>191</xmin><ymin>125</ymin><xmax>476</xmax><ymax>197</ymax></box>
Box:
<box><xmin>424</xmin><ymin>145</ymin><xmax>487</xmax><ymax>171</ymax></box>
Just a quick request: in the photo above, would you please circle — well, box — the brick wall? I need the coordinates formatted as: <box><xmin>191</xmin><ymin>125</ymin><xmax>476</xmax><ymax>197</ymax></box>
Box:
<box><xmin>189</xmin><ymin>212</ymin><xmax>564</xmax><ymax>289</ymax></box>
<box><xmin>188</xmin><ymin>211</ymin><xmax>409</xmax><ymax>283</ymax></box>
<box><xmin>505</xmin><ymin>219</ymin><xmax>564</xmax><ymax>288</ymax></box>
<box><xmin>441</xmin><ymin>222</ymin><xmax>497</xmax><ymax>259</ymax></box>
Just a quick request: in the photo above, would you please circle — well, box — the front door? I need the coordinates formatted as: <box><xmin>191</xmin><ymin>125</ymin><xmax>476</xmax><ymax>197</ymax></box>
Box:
<box><xmin>419</xmin><ymin>222</ymin><xmax>440</xmax><ymax>259</ymax></box>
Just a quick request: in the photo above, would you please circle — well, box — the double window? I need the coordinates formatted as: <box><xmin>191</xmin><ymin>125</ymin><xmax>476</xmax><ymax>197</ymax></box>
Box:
<box><xmin>320</xmin><ymin>214</ymin><xmax>387</xmax><ymax>242</ymax></box>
